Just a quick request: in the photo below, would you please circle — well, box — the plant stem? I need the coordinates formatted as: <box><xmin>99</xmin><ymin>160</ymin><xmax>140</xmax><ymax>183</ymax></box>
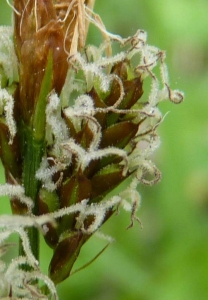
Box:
<box><xmin>18</xmin><ymin>53</ymin><xmax>52</xmax><ymax>261</ymax></box>
<box><xmin>20</xmin><ymin>127</ymin><xmax>45</xmax><ymax>260</ymax></box>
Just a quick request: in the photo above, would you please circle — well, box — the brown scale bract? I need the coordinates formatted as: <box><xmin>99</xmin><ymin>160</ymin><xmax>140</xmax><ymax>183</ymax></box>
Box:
<box><xmin>13</xmin><ymin>0</ymin><xmax>94</xmax><ymax>124</ymax></box>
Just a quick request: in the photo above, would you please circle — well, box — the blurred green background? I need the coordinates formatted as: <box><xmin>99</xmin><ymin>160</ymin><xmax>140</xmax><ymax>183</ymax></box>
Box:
<box><xmin>1</xmin><ymin>1</ymin><xmax>208</xmax><ymax>299</ymax></box>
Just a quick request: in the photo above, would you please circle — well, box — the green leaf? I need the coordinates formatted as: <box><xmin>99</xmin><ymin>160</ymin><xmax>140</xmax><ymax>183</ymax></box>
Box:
<box><xmin>32</xmin><ymin>51</ymin><xmax>53</xmax><ymax>143</ymax></box>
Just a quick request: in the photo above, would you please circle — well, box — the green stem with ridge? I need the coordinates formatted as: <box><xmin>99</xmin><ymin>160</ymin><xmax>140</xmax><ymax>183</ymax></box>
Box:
<box><xmin>20</xmin><ymin>128</ymin><xmax>45</xmax><ymax>260</ymax></box>
<box><xmin>19</xmin><ymin>53</ymin><xmax>53</xmax><ymax>261</ymax></box>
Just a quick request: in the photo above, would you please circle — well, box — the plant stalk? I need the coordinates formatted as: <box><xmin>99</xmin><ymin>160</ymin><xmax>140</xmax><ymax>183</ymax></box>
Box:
<box><xmin>19</xmin><ymin>127</ymin><xmax>45</xmax><ymax>261</ymax></box>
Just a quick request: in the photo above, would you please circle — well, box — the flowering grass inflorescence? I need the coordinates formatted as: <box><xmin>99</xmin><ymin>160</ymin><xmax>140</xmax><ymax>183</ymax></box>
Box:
<box><xmin>0</xmin><ymin>0</ymin><xmax>183</xmax><ymax>298</ymax></box>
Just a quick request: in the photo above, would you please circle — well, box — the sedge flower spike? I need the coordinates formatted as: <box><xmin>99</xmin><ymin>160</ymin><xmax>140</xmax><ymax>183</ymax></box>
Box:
<box><xmin>0</xmin><ymin>0</ymin><xmax>183</xmax><ymax>297</ymax></box>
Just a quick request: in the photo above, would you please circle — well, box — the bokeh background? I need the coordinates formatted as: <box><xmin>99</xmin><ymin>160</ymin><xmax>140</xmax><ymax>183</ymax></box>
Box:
<box><xmin>1</xmin><ymin>1</ymin><xmax>208</xmax><ymax>299</ymax></box>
